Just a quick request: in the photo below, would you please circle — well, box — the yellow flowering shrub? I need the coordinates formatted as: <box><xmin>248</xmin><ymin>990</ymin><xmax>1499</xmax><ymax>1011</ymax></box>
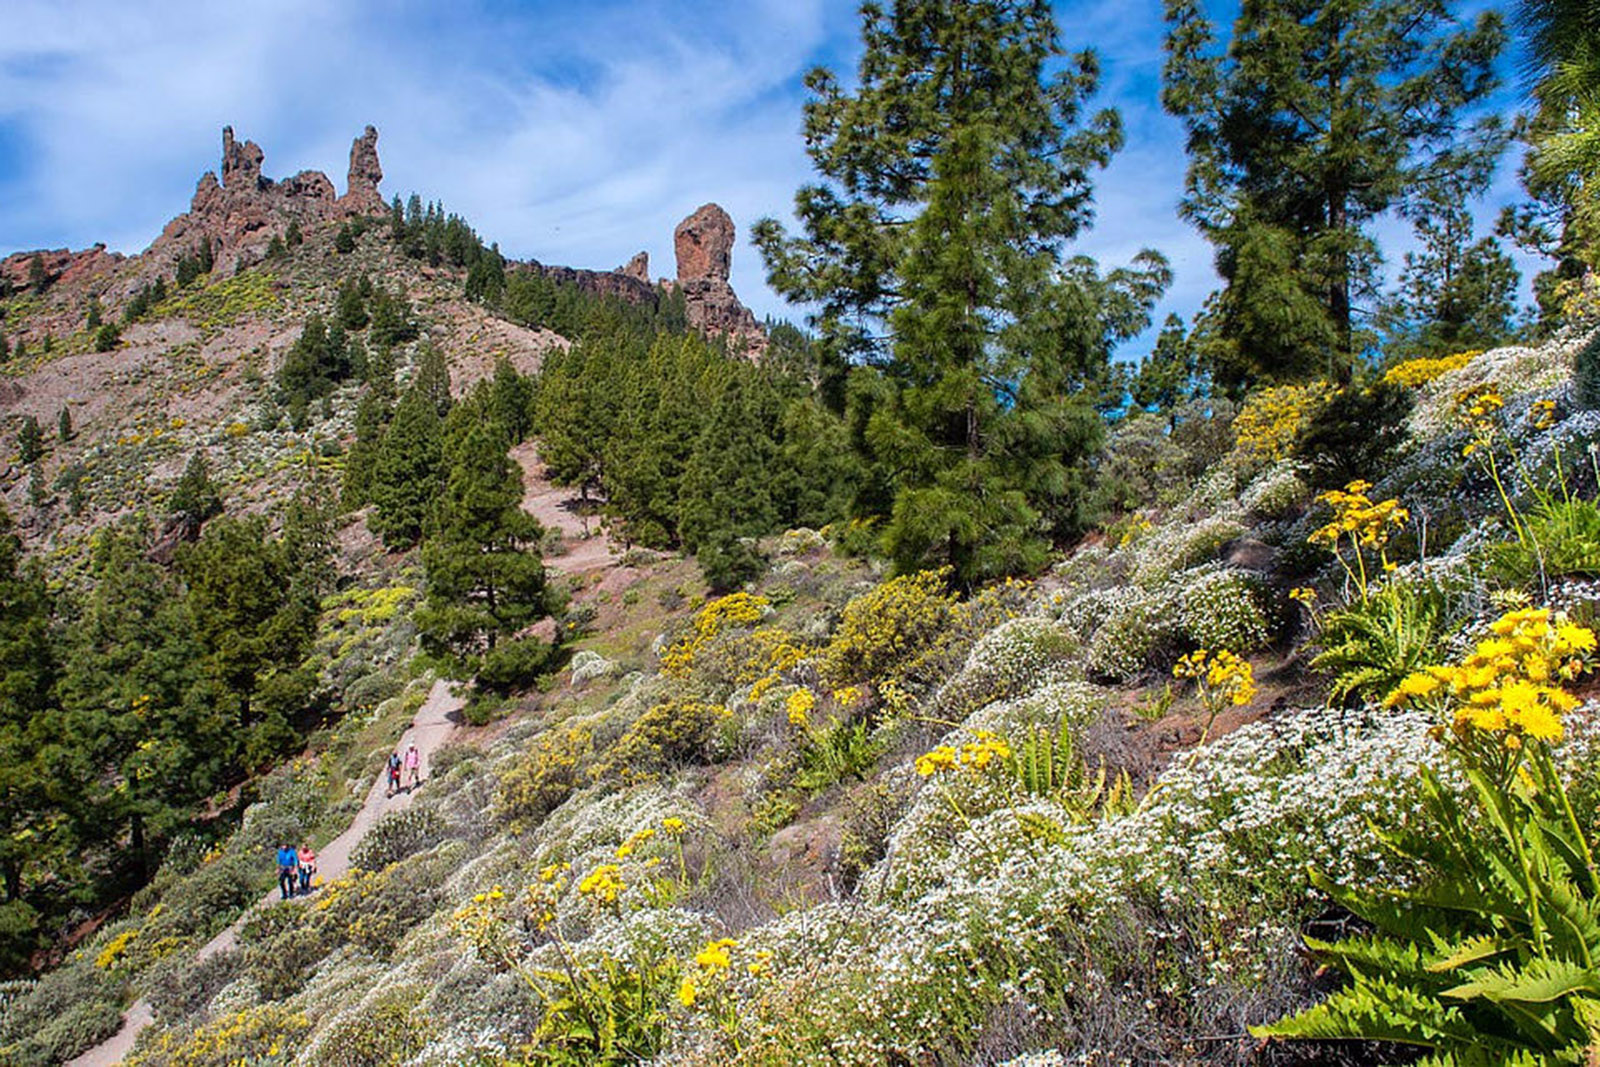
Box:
<box><xmin>495</xmin><ymin>726</ymin><xmax>595</xmax><ymax>831</ymax></box>
<box><xmin>123</xmin><ymin>1003</ymin><xmax>309</xmax><ymax>1067</ymax></box>
<box><xmin>1230</xmin><ymin>381</ymin><xmax>1336</xmax><ymax>465</ymax></box>
<box><xmin>578</xmin><ymin>864</ymin><xmax>626</xmax><ymax>908</ymax></box>
<box><xmin>1308</xmin><ymin>481</ymin><xmax>1409</xmax><ymax>600</ymax></box>
<box><xmin>600</xmin><ymin>698</ymin><xmax>730</xmax><ymax>782</ymax></box>
<box><xmin>1381</xmin><ymin>350</ymin><xmax>1478</xmax><ymax>388</ymax></box>
<box><xmin>94</xmin><ymin>927</ymin><xmax>139</xmax><ymax>970</ymax></box>
<box><xmin>785</xmin><ymin>688</ymin><xmax>815</xmax><ymax>728</ymax></box>
<box><xmin>659</xmin><ymin>593</ymin><xmax>770</xmax><ymax>678</ymax></box>
<box><xmin>1386</xmin><ymin>607</ymin><xmax>1596</xmax><ymax>747</ymax></box>
<box><xmin>914</xmin><ymin>731</ymin><xmax>1012</xmax><ymax>777</ymax></box>
<box><xmin>820</xmin><ymin>569</ymin><xmax>958</xmax><ymax>689</ymax></box>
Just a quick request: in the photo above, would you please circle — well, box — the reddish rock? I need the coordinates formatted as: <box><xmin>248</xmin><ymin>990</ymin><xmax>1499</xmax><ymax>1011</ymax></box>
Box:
<box><xmin>147</xmin><ymin>125</ymin><xmax>388</xmax><ymax>274</ymax></box>
<box><xmin>0</xmin><ymin>245</ymin><xmax>122</xmax><ymax>292</ymax></box>
<box><xmin>341</xmin><ymin>125</ymin><xmax>385</xmax><ymax>215</ymax></box>
<box><xmin>220</xmin><ymin>127</ymin><xmax>264</xmax><ymax>191</ymax></box>
<box><xmin>619</xmin><ymin>251</ymin><xmax>650</xmax><ymax>284</ymax></box>
<box><xmin>674</xmin><ymin>203</ymin><xmax>734</xmax><ymax>282</ymax></box>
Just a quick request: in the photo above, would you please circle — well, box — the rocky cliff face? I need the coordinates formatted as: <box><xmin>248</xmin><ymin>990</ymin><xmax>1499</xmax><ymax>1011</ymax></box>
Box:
<box><xmin>672</xmin><ymin>203</ymin><xmax>764</xmax><ymax>352</ymax></box>
<box><xmin>0</xmin><ymin>245</ymin><xmax>123</xmax><ymax>292</ymax></box>
<box><xmin>147</xmin><ymin>125</ymin><xmax>390</xmax><ymax>275</ymax></box>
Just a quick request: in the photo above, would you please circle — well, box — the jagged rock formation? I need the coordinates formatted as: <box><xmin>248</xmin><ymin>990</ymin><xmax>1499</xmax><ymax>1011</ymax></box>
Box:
<box><xmin>619</xmin><ymin>251</ymin><xmax>650</xmax><ymax>284</ymax></box>
<box><xmin>341</xmin><ymin>126</ymin><xmax>385</xmax><ymax>215</ymax></box>
<box><xmin>673</xmin><ymin>202</ymin><xmax>763</xmax><ymax>349</ymax></box>
<box><xmin>525</xmin><ymin>260</ymin><xmax>657</xmax><ymax>306</ymax></box>
<box><xmin>675</xmin><ymin>204</ymin><xmax>734</xmax><ymax>282</ymax></box>
<box><xmin>0</xmin><ymin>245</ymin><xmax>123</xmax><ymax>292</ymax></box>
<box><xmin>148</xmin><ymin>125</ymin><xmax>389</xmax><ymax>274</ymax></box>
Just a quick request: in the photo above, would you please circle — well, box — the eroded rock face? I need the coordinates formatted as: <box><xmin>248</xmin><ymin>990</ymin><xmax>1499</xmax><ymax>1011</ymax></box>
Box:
<box><xmin>147</xmin><ymin>125</ymin><xmax>389</xmax><ymax>274</ymax></box>
<box><xmin>341</xmin><ymin>125</ymin><xmax>385</xmax><ymax>215</ymax></box>
<box><xmin>619</xmin><ymin>251</ymin><xmax>650</xmax><ymax>284</ymax></box>
<box><xmin>674</xmin><ymin>203</ymin><xmax>734</xmax><ymax>282</ymax></box>
<box><xmin>0</xmin><ymin>245</ymin><xmax>122</xmax><ymax>293</ymax></box>
<box><xmin>670</xmin><ymin>203</ymin><xmax>763</xmax><ymax>353</ymax></box>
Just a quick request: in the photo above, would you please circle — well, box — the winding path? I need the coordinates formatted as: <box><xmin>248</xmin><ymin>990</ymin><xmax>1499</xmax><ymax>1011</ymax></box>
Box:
<box><xmin>68</xmin><ymin>680</ymin><xmax>464</xmax><ymax>1067</ymax></box>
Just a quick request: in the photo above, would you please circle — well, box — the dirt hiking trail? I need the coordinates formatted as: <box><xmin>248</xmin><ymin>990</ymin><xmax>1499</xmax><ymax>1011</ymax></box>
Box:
<box><xmin>69</xmin><ymin>680</ymin><xmax>464</xmax><ymax>1067</ymax></box>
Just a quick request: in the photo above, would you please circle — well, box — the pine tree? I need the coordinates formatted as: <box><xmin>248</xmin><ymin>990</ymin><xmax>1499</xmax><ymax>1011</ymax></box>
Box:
<box><xmin>754</xmin><ymin>0</ymin><xmax>1162</xmax><ymax>583</ymax></box>
<box><xmin>341</xmin><ymin>391</ymin><xmax>391</xmax><ymax>510</ymax></box>
<box><xmin>168</xmin><ymin>451</ymin><xmax>222</xmax><ymax>528</ymax></box>
<box><xmin>337</xmin><ymin>277</ymin><xmax>370</xmax><ymax>330</ymax></box>
<box><xmin>16</xmin><ymin>416</ymin><xmax>43</xmax><ymax>466</ymax></box>
<box><xmin>410</xmin><ymin>343</ymin><xmax>453</xmax><ymax>417</ymax></box>
<box><xmin>197</xmin><ymin>236</ymin><xmax>214</xmax><ymax>274</ymax></box>
<box><xmin>416</xmin><ymin>420</ymin><xmax>549</xmax><ymax>674</ymax></box>
<box><xmin>1130</xmin><ymin>314</ymin><xmax>1200</xmax><ymax>422</ymax></box>
<box><xmin>27</xmin><ymin>254</ymin><xmax>46</xmax><ymax>294</ymax></box>
<box><xmin>284</xmin><ymin>219</ymin><xmax>303</xmax><ymax>248</ymax></box>
<box><xmin>679</xmin><ymin>373</ymin><xmax>782</xmax><ymax>553</ymax></box>
<box><xmin>334</xmin><ymin>224</ymin><xmax>356</xmax><ymax>254</ymax></box>
<box><xmin>0</xmin><ymin>505</ymin><xmax>61</xmax><ymax>907</ymax></box>
<box><xmin>1163</xmin><ymin>0</ymin><xmax>1507</xmax><ymax>387</ymax></box>
<box><xmin>369</xmin><ymin>387</ymin><xmax>444</xmax><ymax>547</ymax></box>
<box><xmin>489</xmin><ymin>356</ymin><xmax>534</xmax><ymax>444</ymax></box>
<box><xmin>85</xmin><ymin>297</ymin><xmax>101</xmax><ymax>331</ymax></box>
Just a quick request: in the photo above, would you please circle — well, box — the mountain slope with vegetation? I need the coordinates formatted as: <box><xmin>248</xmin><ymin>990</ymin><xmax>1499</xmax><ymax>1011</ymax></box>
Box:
<box><xmin>3</xmin><ymin>0</ymin><xmax>1600</xmax><ymax>1063</ymax></box>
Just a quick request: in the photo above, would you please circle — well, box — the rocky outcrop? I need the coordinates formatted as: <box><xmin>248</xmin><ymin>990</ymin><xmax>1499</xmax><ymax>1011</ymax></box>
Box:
<box><xmin>0</xmin><ymin>245</ymin><xmax>122</xmax><ymax>292</ymax></box>
<box><xmin>619</xmin><ymin>251</ymin><xmax>650</xmax><ymax>284</ymax></box>
<box><xmin>341</xmin><ymin>126</ymin><xmax>385</xmax><ymax>215</ymax></box>
<box><xmin>672</xmin><ymin>203</ymin><xmax>763</xmax><ymax>352</ymax></box>
<box><xmin>675</xmin><ymin>204</ymin><xmax>734</xmax><ymax>283</ymax></box>
<box><xmin>147</xmin><ymin>125</ymin><xmax>389</xmax><ymax>274</ymax></box>
<box><xmin>524</xmin><ymin>261</ymin><xmax>657</xmax><ymax>306</ymax></box>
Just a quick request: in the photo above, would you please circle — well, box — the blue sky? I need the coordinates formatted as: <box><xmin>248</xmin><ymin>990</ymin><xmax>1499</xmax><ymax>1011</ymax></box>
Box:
<box><xmin>0</xmin><ymin>0</ymin><xmax>1539</xmax><ymax>360</ymax></box>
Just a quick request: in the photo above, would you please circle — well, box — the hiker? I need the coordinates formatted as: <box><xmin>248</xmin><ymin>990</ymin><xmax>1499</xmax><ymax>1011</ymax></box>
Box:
<box><xmin>387</xmin><ymin>751</ymin><xmax>402</xmax><ymax>797</ymax></box>
<box><xmin>276</xmin><ymin>842</ymin><xmax>298</xmax><ymax>900</ymax></box>
<box><xmin>404</xmin><ymin>741</ymin><xmax>421</xmax><ymax>792</ymax></box>
<box><xmin>297</xmin><ymin>842</ymin><xmax>317</xmax><ymax>896</ymax></box>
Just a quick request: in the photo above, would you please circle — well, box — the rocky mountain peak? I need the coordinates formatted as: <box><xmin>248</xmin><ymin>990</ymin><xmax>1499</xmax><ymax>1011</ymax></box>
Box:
<box><xmin>674</xmin><ymin>202</ymin><xmax>734</xmax><ymax>282</ymax></box>
<box><xmin>148</xmin><ymin>124</ymin><xmax>389</xmax><ymax>274</ymax></box>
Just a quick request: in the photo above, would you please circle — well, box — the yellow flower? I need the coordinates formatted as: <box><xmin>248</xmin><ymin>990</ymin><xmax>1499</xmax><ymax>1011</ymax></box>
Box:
<box><xmin>1288</xmin><ymin>586</ymin><xmax>1317</xmax><ymax>604</ymax></box>
<box><xmin>694</xmin><ymin>938</ymin><xmax>737</xmax><ymax>970</ymax></box>
<box><xmin>915</xmin><ymin>746</ymin><xmax>957</xmax><ymax>776</ymax></box>
<box><xmin>678</xmin><ymin>976</ymin><xmax>697</xmax><ymax>1007</ymax></box>
<box><xmin>785</xmin><ymin>688</ymin><xmax>816</xmax><ymax>728</ymax></box>
<box><xmin>661</xmin><ymin>817</ymin><xmax>686</xmax><ymax>834</ymax></box>
<box><xmin>577</xmin><ymin>864</ymin><xmax>625</xmax><ymax>906</ymax></box>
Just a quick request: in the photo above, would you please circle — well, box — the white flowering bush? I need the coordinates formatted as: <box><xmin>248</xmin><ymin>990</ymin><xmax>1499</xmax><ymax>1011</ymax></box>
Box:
<box><xmin>568</xmin><ymin>649</ymin><xmax>616</xmax><ymax>687</ymax></box>
<box><xmin>1408</xmin><ymin>338</ymin><xmax>1578</xmax><ymax>440</ymax></box>
<box><xmin>1083</xmin><ymin>586</ymin><xmax>1181</xmax><ymax>681</ymax></box>
<box><xmin>1174</xmin><ymin>565</ymin><xmax>1272</xmax><ymax>653</ymax></box>
<box><xmin>1128</xmin><ymin>515</ymin><xmax>1245</xmax><ymax>586</ymax></box>
<box><xmin>935</xmin><ymin>617</ymin><xmax>1080</xmax><ymax>716</ymax></box>
<box><xmin>1238</xmin><ymin>460</ymin><xmax>1310</xmax><ymax>519</ymax></box>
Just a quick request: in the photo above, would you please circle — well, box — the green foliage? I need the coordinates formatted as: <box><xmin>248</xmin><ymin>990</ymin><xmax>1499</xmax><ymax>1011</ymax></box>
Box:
<box><xmin>167</xmin><ymin>451</ymin><xmax>222</xmax><ymax>527</ymax></box>
<box><xmin>1312</xmin><ymin>579</ymin><xmax>1451</xmax><ymax>706</ymax></box>
<box><xmin>416</xmin><ymin>413</ymin><xmax>550</xmax><ymax>681</ymax></box>
<box><xmin>27</xmin><ymin>253</ymin><xmax>46</xmax><ymax>294</ymax></box>
<box><xmin>794</xmin><ymin>718</ymin><xmax>886</xmax><ymax>791</ymax></box>
<box><xmin>1490</xmin><ymin>498</ymin><xmax>1600</xmax><ymax>582</ymax></box>
<box><xmin>755</xmin><ymin>0</ymin><xmax>1166</xmax><ymax>582</ymax></box>
<box><xmin>523</xmin><ymin>952</ymin><xmax>674</xmax><ymax>1067</ymax></box>
<box><xmin>496</xmin><ymin>726</ymin><xmax>594</xmax><ymax>829</ymax></box>
<box><xmin>1577</xmin><ymin>330</ymin><xmax>1600</xmax><ymax>410</ymax></box>
<box><xmin>84</xmin><ymin>297</ymin><xmax>101</xmax><ymax>330</ymax></box>
<box><xmin>57</xmin><ymin>408</ymin><xmax>71</xmax><ymax>442</ymax></box>
<box><xmin>276</xmin><ymin>312</ymin><xmax>353</xmax><ymax>418</ymax></box>
<box><xmin>333</xmin><ymin>223</ymin><xmax>356</xmax><ymax>254</ymax></box>
<box><xmin>92</xmin><ymin>322</ymin><xmax>120</xmax><ymax>352</ymax></box>
<box><xmin>1292</xmin><ymin>379</ymin><xmax>1415</xmax><ymax>492</ymax></box>
<box><xmin>696</xmin><ymin>531</ymin><xmax>768</xmax><ymax>594</ymax></box>
<box><xmin>1256</xmin><ymin>747</ymin><xmax>1600</xmax><ymax>1064</ymax></box>
<box><xmin>369</xmin><ymin>387</ymin><xmax>443</xmax><ymax>547</ymax></box>
<box><xmin>1164</xmin><ymin>0</ymin><xmax>1508</xmax><ymax>386</ymax></box>
<box><xmin>1007</xmin><ymin>717</ymin><xmax>1135</xmax><ymax>822</ymax></box>
<box><xmin>349</xmin><ymin>808</ymin><xmax>446</xmax><ymax>873</ymax></box>
<box><xmin>15</xmin><ymin>415</ymin><xmax>42</xmax><ymax>465</ymax></box>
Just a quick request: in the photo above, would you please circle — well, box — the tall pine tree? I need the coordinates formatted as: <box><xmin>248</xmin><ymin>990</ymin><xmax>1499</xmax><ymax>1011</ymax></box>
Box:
<box><xmin>755</xmin><ymin>0</ymin><xmax>1165</xmax><ymax>583</ymax></box>
<box><xmin>1163</xmin><ymin>0</ymin><xmax>1506</xmax><ymax>387</ymax></box>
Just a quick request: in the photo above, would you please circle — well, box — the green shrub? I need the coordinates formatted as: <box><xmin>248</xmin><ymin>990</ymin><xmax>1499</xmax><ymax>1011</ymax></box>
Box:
<box><xmin>0</xmin><ymin>960</ymin><xmax>124</xmax><ymax>1066</ymax></box>
<box><xmin>1489</xmin><ymin>498</ymin><xmax>1600</xmax><ymax>582</ymax></box>
<box><xmin>314</xmin><ymin>985</ymin><xmax>430</xmax><ymax>1067</ymax></box>
<box><xmin>698</xmin><ymin>531</ymin><xmax>769</xmax><ymax>592</ymax></box>
<box><xmin>477</xmin><ymin>634</ymin><xmax>553</xmax><ymax>696</ymax></box>
<box><xmin>1577</xmin><ymin>328</ymin><xmax>1600</xmax><ymax>409</ymax></box>
<box><xmin>1312</xmin><ymin>579</ymin><xmax>1452</xmax><ymax>706</ymax></box>
<box><xmin>93</xmin><ymin>322</ymin><xmax>121</xmax><ymax>352</ymax></box>
<box><xmin>349</xmin><ymin>807</ymin><xmax>446</xmax><ymax>873</ymax></box>
<box><xmin>1292</xmin><ymin>379</ymin><xmax>1412</xmax><ymax>491</ymax></box>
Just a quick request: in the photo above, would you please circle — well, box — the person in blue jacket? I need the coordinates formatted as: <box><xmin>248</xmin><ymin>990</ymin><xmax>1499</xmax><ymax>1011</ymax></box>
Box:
<box><xmin>276</xmin><ymin>842</ymin><xmax>299</xmax><ymax>900</ymax></box>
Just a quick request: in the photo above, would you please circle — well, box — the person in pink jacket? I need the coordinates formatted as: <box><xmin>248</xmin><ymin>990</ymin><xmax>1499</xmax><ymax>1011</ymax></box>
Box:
<box><xmin>403</xmin><ymin>741</ymin><xmax>421</xmax><ymax>792</ymax></box>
